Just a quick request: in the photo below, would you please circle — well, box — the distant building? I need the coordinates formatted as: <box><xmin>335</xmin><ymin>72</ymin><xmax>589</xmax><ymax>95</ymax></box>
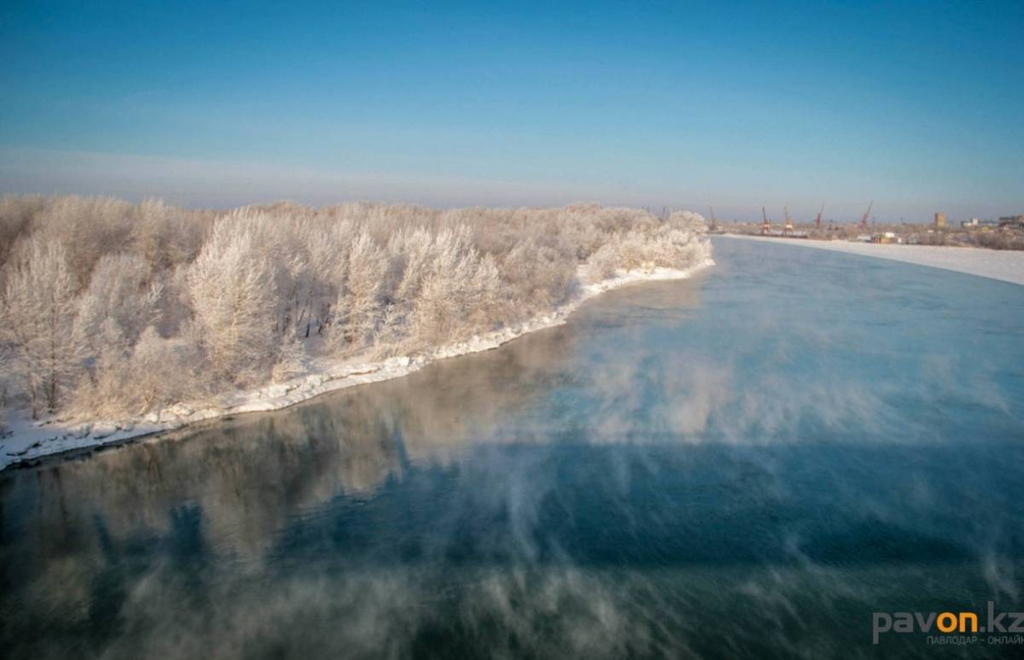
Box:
<box><xmin>998</xmin><ymin>215</ymin><xmax>1024</xmax><ymax>229</ymax></box>
<box><xmin>934</xmin><ymin>212</ymin><xmax>947</xmax><ymax>228</ymax></box>
<box><xmin>961</xmin><ymin>218</ymin><xmax>979</xmax><ymax>228</ymax></box>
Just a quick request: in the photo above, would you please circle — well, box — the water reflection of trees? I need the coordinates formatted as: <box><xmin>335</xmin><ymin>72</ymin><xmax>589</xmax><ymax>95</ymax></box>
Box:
<box><xmin>0</xmin><ymin>279</ymin><xmax>715</xmax><ymax>658</ymax></box>
<box><xmin>3</xmin><ymin>310</ymin><xmax>588</xmax><ymax>554</ymax></box>
<box><xmin>0</xmin><ymin>280</ymin><xmax>712</xmax><ymax>632</ymax></box>
<box><xmin>0</xmin><ymin>311</ymin><xmax>593</xmax><ymax>658</ymax></box>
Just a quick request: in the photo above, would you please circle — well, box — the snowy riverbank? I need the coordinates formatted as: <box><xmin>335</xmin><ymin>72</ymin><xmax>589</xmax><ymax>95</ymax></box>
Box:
<box><xmin>717</xmin><ymin>234</ymin><xmax>1024</xmax><ymax>286</ymax></box>
<box><xmin>0</xmin><ymin>259</ymin><xmax>714</xmax><ymax>471</ymax></box>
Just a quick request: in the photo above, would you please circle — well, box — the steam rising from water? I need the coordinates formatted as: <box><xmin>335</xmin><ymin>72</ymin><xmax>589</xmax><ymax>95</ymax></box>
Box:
<box><xmin>2</xmin><ymin>239</ymin><xmax>1022</xmax><ymax>658</ymax></box>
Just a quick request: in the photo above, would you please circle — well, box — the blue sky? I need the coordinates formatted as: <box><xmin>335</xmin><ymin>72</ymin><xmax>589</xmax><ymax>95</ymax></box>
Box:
<box><xmin>1</xmin><ymin>0</ymin><xmax>1022</xmax><ymax>222</ymax></box>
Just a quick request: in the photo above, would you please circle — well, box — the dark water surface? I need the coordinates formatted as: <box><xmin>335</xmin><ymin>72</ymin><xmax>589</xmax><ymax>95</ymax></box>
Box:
<box><xmin>2</xmin><ymin>238</ymin><xmax>1023</xmax><ymax>659</ymax></box>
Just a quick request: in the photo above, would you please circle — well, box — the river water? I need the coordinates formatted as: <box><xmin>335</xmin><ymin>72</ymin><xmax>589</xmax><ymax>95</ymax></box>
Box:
<box><xmin>2</xmin><ymin>238</ymin><xmax>1023</xmax><ymax>659</ymax></box>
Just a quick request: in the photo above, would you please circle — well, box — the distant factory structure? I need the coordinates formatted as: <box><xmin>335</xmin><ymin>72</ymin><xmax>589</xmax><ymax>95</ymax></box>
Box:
<box><xmin>958</xmin><ymin>215</ymin><xmax>1024</xmax><ymax>229</ymax></box>
<box><xmin>856</xmin><ymin>231</ymin><xmax>902</xmax><ymax>244</ymax></box>
<box><xmin>961</xmin><ymin>217</ymin><xmax>1000</xmax><ymax>228</ymax></box>
<box><xmin>934</xmin><ymin>212</ymin><xmax>947</xmax><ymax>228</ymax></box>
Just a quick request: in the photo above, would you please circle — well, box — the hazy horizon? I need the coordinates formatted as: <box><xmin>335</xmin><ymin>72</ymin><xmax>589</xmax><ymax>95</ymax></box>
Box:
<box><xmin>2</xmin><ymin>1</ymin><xmax>1022</xmax><ymax>223</ymax></box>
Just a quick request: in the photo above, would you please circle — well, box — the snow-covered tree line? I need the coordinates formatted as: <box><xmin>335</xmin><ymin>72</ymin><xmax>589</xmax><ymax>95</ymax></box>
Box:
<box><xmin>0</xmin><ymin>195</ymin><xmax>710</xmax><ymax>422</ymax></box>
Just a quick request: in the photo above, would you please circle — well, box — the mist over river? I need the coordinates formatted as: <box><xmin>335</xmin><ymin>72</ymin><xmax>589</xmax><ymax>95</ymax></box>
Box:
<box><xmin>2</xmin><ymin>238</ymin><xmax>1023</xmax><ymax>659</ymax></box>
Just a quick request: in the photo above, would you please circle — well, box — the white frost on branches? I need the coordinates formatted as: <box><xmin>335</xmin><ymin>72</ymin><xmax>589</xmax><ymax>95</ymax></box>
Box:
<box><xmin>0</xmin><ymin>195</ymin><xmax>711</xmax><ymax>423</ymax></box>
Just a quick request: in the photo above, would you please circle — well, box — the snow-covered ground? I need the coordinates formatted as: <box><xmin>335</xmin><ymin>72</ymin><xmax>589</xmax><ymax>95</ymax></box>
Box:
<box><xmin>718</xmin><ymin>234</ymin><xmax>1024</xmax><ymax>286</ymax></box>
<box><xmin>0</xmin><ymin>259</ymin><xmax>715</xmax><ymax>471</ymax></box>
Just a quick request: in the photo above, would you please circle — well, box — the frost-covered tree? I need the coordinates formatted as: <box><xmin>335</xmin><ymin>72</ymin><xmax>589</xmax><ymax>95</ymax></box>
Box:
<box><xmin>33</xmin><ymin>196</ymin><xmax>135</xmax><ymax>284</ymax></box>
<box><xmin>294</xmin><ymin>224</ymin><xmax>341</xmax><ymax>338</ymax></box>
<box><xmin>187</xmin><ymin>215</ymin><xmax>277</xmax><ymax>385</ymax></box>
<box><xmin>271</xmin><ymin>334</ymin><xmax>308</xmax><ymax>383</ymax></box>
<box><xmin>585</xmin><ymin>242</ymin><xmax>620</xmax><ymax>283</ymax></box>
<box><xmin>73</xmin><ymin>319</ymin><xmax>131</xmax><ymax>416</ymax></box>
<box><xmin>0</xmin><ymin>238</ymin><xmax>85</xmax><ymax>416</ymax></box>
<box><xmin>328</xmin><ymin>229</ymin><xmax>388</xmax><ymax>354</ymax></box>
<box><xmin>0</xmin><ymin>194</ymin><xmax>45</xmax><ymax>277</ymax></box>
<box><xmin>76</xmin><ymin>253</ymin><xmax>162</xmax><ymax>352</ymax></box>
<box><xmin>409</xmin><ymin>227</ymin><xmax>506</xmax><ymax>345</ymax></box>
<box><xmin>130</xmin><ymin>198</ymin><xmax>210</xmax><ymax>270</ymax></box>
<box><xmin>501</xmin><ymin>239</ymin><xmax>576</xmax><ymax>312</ymax></box>
<box><xmin>0</xmin><ymin>343</ymin><xmax>11</xmax><ymax>432</ymax></box>
<box><xmin>128</xmin><ymin>326</ymin><xmax>206</xmax><ymax>414</ymax></box>
<box><xmin>0</xmin><ymin>195</ymin><xmax>711</xmax><ymax>421</ymax></box>
<box><xmin>386</xmin><ymin>228</ymin><xmax>435</xmax><ymax>322</ymax></box>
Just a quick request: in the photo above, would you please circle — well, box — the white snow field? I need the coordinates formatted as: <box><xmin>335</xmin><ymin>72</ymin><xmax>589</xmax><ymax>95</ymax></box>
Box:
<box><xmin>718</xmin><ymin>234</ymin><xmax>1024</xmax><ymax>286</ymax></box>
<box><xmin>0</xmin><ymin>260</ymin><xmax>714</xmax><ymax>471</ymax></box>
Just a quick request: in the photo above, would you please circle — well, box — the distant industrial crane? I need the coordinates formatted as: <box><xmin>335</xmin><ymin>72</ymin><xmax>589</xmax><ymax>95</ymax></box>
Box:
<box><xmin>783</xmin><ymin>206</ymin><xmax>794</xmax><ymax>235</ymax></box>
<box><xmin>704</xmin><ymin>205</ymin><xmax>720</xmax><ymax>231</ymax></box>
<box><xmin>761</xmin><ymin>206</ymin><xmax>771</xmax><ymax>235</ymax></box>
<box><xmin>859</xmin><ymin>200</ymin><xmax>874</xmax><ymax>230</ymax></box>
<box><xmin>815</xmin><ymin>203</ymin><xmax>824</xmax><ymax>229</ymax></box>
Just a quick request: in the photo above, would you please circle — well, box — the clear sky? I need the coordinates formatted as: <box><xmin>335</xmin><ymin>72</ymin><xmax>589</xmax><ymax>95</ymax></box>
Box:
<box><xmin>1</xmin><ymin>0</ymin><xmax>1022</xmax><ymax>222</ymax></box>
